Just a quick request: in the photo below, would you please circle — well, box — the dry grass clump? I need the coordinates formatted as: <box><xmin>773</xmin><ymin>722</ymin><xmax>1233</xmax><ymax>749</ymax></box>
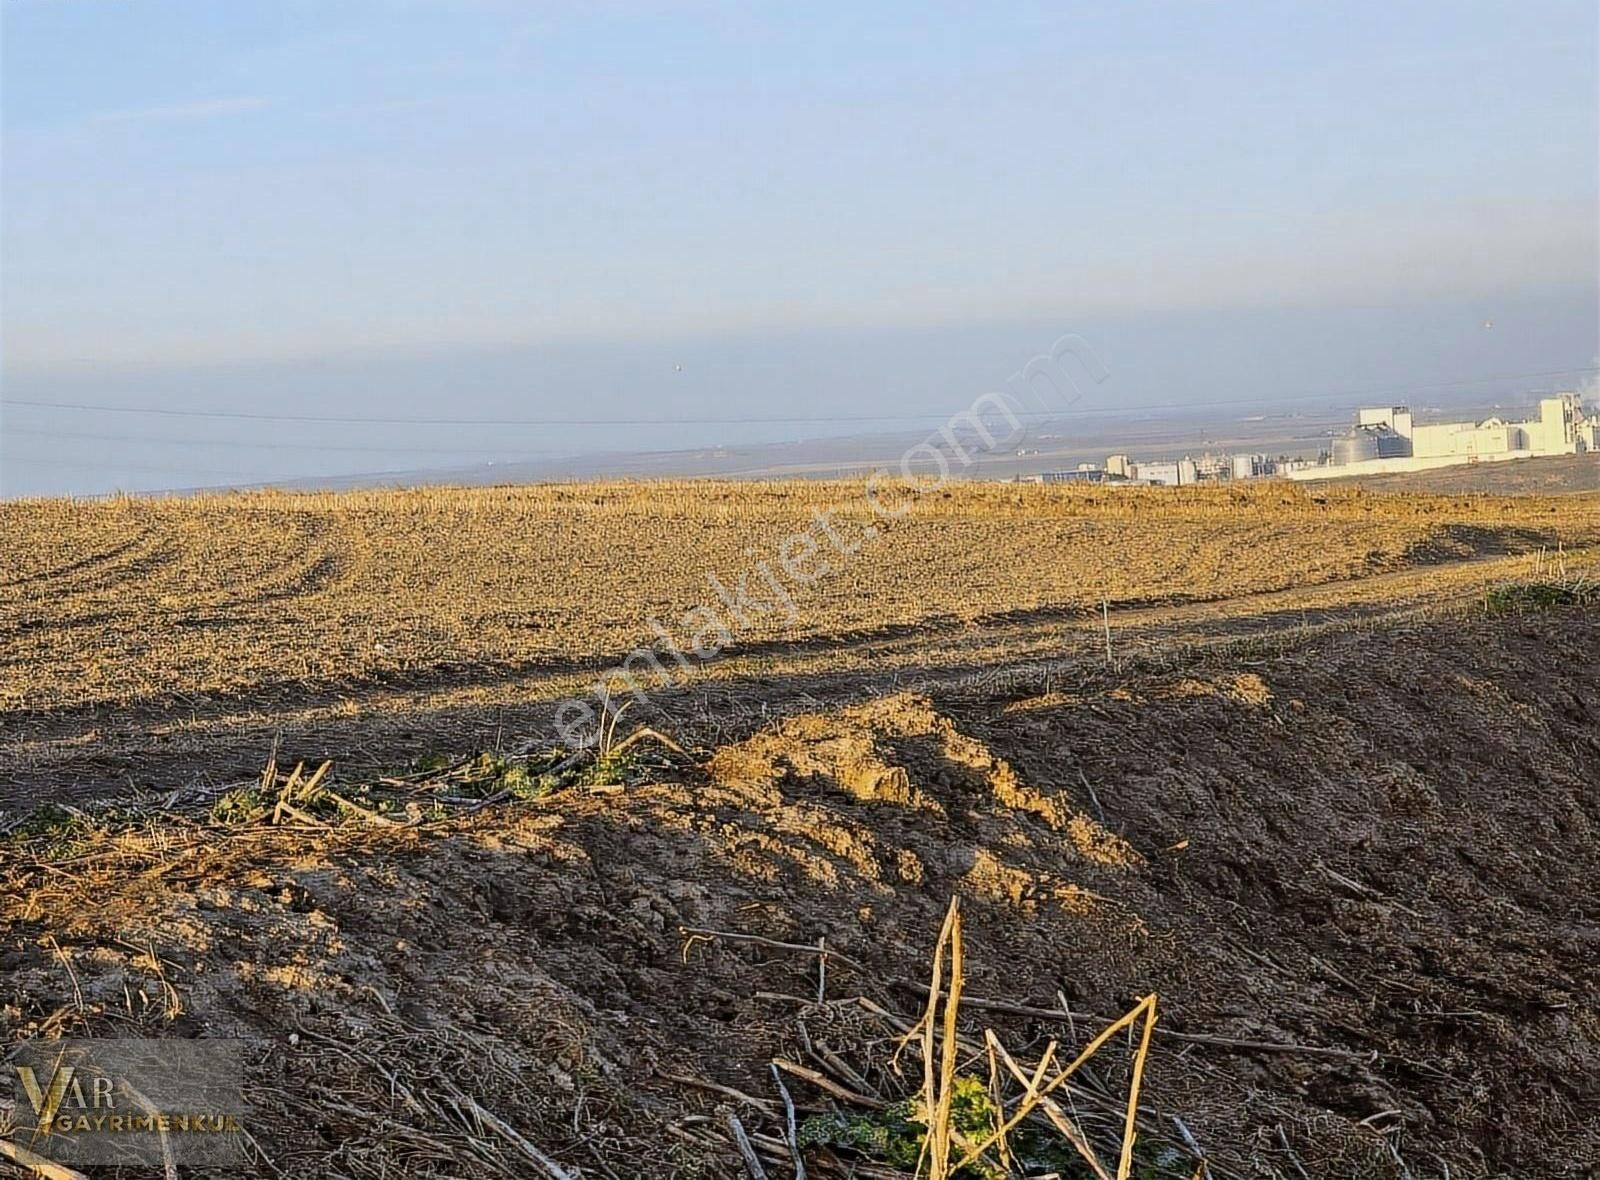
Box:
<box><xmin>673</xmin><ymin>898</ymin><xmax>1187</xmax><ymax>1180</ymax></box>
<box><xmin>1483</xmin><ymin>547</ymin><xmax>1599</xmax><ymax>615</ymax></box>
<box><xmin>896</xmin><ymin>898</ymin><xmax>1160</xmax><ymax>1180</ymax></box>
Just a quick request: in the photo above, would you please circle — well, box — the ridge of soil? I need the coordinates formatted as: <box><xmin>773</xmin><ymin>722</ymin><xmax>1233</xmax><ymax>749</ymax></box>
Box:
<box><xmin>3</xmin><ymin>605</ymin><xmax>1598</xmax><ymax>1178</ymax></box>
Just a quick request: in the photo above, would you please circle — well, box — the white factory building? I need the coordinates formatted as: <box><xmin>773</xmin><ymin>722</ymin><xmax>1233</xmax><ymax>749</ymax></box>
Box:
<box><xmin>1293</xmin><ymin>394</ymin><xmax>1597</xmax><ymax>480</ymax></box>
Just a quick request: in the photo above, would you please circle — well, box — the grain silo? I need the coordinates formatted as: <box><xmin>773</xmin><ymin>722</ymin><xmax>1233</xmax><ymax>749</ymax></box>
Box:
<box><xmin>1332</xmin><ymin>431</ymin><xmax>1380</xmax><ymax>465</ymax></box>
<box><xmin>1333</xmin><ymin>425</ymin><xmax>1409</xmax><ymax>466</ymax></box>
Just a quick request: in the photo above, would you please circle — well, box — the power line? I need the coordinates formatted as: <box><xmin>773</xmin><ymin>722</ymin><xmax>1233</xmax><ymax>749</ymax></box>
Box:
<box><xmin>0</xmin><ymin>425</ymin><xmax>577</xmax><ymax>457</ymax></box>
<box><xmin>0</xmin><ymin>398</ymin><xmax>1093</xmax><ymax>425</ymax></box>
<box><xmin>2</xmin><ymin>366</ymin><xmax>1593</xmax><ymax>428</ymax></box>
<box><xmin>1</xmin><ymin>398</ymin><xmax>1050</xmax><ymax>425</ymax></box>
<box><xmin>0</xmin><ymin>454</ymin><xmax>278</xmax><ymax>480</ymax></box>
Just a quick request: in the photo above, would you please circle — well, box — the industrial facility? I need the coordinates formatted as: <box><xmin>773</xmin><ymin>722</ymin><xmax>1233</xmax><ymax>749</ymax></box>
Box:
<box><xmin>1015</xmin><ymin>451</ymin><xmax>1299</xmax><ymax>487</ymax></box>
<box><xmin>1296</xmin><ymin>393</ymin><xmax>1598</xmax><ymax>480</ymax></box>
<box><xmin>1009</xmin><ymin>392</ymin><xmax>1596</xmax><ymax>488</ymax></box>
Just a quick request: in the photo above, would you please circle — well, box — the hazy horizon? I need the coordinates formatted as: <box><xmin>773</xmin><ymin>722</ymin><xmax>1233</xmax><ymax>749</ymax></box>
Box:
<box><xmin>3</xmin><ymin>1</ymin><xmax>1597</xmax><ymax>495</ymax></box>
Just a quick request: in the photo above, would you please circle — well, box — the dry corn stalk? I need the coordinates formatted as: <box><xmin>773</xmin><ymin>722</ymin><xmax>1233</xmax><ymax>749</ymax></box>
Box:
<box><xmin>902</xmin><ymin>895</ymin><xmax>1160</xmax><ymax>1180</ymax></box>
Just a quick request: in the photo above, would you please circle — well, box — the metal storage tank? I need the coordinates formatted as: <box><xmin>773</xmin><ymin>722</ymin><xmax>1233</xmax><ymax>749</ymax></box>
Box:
<box><xmin>1333</xmin><ymin>431</ymin><xmax>1380</xmax><ymax>465</ymax></box>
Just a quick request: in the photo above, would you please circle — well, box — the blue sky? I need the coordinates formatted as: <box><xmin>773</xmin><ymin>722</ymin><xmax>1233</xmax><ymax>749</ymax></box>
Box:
<box><xmin>2</xmin><ymin>0</ymin><xmax>1597</xmax><ymax>493</ymax></box>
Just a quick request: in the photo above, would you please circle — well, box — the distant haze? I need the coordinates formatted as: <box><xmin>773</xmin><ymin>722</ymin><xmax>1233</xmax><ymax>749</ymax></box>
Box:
<box><xmin>2</xmin><ymin>1</ymin><xmax>1596</xmax><ymax>496</ymax></box>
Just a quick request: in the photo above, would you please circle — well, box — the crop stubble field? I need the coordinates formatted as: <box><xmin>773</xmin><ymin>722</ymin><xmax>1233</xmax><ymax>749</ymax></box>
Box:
<box><xmin>4</xmin><ymin>479</ymin><xmax>1598</xmax><ymax>716</ymax></box>
<box><xmin>4</xmin><ymin>477</ymin><xmax>1600</xmax><ymax>1179</ymax></box>
<box><xmin>4</xmin><ymin>478</ymin><xmax>1599</xmax><ymax>810</ymax></box>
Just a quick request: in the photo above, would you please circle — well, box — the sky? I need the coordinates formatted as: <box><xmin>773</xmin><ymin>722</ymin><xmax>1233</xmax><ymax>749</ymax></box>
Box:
<box><xmin>2</xmin><ymin>0</ymin><xmax>1597</xmax><ymax>495</ymax></box>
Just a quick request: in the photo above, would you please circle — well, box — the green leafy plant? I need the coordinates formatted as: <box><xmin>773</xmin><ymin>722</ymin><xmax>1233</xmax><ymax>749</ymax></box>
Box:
<box><xmin>1485</xmin><ymin>577</ymin><xmax>1596</xmax><ymax>615</ymax></box>
<box><xmin>798</xmin><ymin>1077</ymin><xmax>1012</xmax><ymax>1177</ymax></box>
<box><xmin>577</xmin><ymin>747</ymin><xmax>642</xmax><ymax>788</ymax></box>
<box><xmin>210</xmin><ymin>785</ymin><xmax>268</xmax><ymax>825</ymax></box>
<box><xmin>3</xmin><ymin>803</ymin><xmax>104</xmax><ymax>860</ymax></box>
<box><xmin>796</xmin><ymin>1073</ymin><xmax>1185</xmax><ymax>1179</ymax></box>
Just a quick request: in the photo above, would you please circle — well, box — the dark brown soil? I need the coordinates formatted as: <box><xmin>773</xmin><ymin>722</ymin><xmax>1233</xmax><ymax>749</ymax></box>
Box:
<box><xmin>3</xmin><ymin>606</ymin><xmax>1598</xmax><ymax>1179</ymax></box>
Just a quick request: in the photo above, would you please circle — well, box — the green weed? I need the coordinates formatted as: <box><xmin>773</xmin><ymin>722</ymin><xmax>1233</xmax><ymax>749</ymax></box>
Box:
<box><xmin>3</xmin><ymin>803</ymin><xmax>105</xmax><ymax>860</ymax></box>
<box><xmin>577</xmin><ymin>748</ymin><xmax>642</xmax><ymax>788</ymax></box>
<box><xmin>210</xmin><ymin>785</ymin><xmax>268</xmax><ymax>825</ymax></box>
<box><xmin>1485</xmin><ymin>578</ymin><xmax>1597</xmax><ymax>615</ymax></box>
<box><xmin>797</xmin><ymin>1073</ymin><xmax>1184</xmax><ymax>1179</ymax></box>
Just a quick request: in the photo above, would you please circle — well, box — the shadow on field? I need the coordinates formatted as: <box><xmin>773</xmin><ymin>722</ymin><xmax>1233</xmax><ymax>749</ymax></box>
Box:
<box><xmin>1400</xmin><ymin>522</ymin><xmax>1557</xmax><ymax>565</ymax></box>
